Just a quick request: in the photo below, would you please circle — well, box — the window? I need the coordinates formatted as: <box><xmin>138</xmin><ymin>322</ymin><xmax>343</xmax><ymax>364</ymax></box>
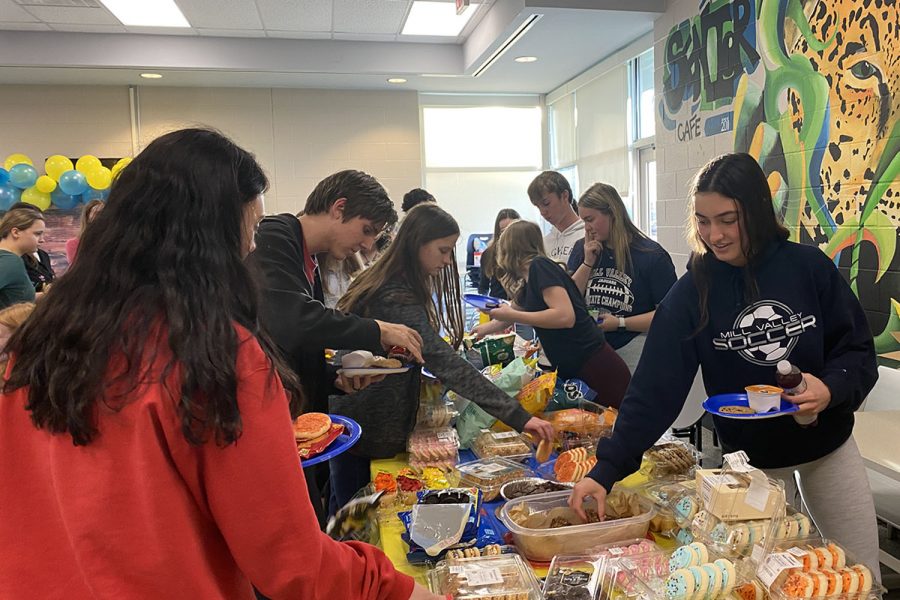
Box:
<box><xmin>633</xmin><ymin>48</ymin><xmax>655</xmax><ymax>141</ymax></box>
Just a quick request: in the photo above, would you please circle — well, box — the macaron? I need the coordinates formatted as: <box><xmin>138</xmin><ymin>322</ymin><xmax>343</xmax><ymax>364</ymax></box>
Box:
<box><xmin>669</xmin><ymin>545</ymin><xmax>698</xmax><ymax>572</ymax></box>
<box><xmin>714</xmin><ymin>558</ymin><xmax>736</xmax><ymax>595</ymax></box>
<box><xmin>827</xmin><ymin>543</ymin><xmax>846</xmax><ymax>569</ymax></box>
<box><xmin>701</xmin><ymin>563</ymin><xmax>723</xmax><ymax>600</ymax></box>
<box><xmin>675</xmin><ymin>496</ymin><xmax>699</xmax><ymax>528</ymax></box>
<box><xmin>688</xmin><ymin>542</ymin><xmax>709</xmax><ymax>565</ymax></box>
<box><xmin>665</xmin><ymin>568</ymin><xmax>697</xmax><ymax>600</ymax></box>
<box><xmin>688</xmin><ymin>566</ymin><xmax>710</xmax><ymax>600</ymax></box>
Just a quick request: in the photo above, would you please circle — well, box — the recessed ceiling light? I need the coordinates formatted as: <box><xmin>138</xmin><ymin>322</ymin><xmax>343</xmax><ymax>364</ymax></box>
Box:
<box><xmin>387</xmin><ymin>78</ymin><xmax>408</xmax><ymax>84</ymax></box>
<box><xmin>515</xmin><ymin>56</ymin><xmax>538</xmax><ymax>63</ymax></box>
<box><xmin>402</xmin><ymin>1</ymin><xmax>477</xmax><ymax>37</ymax></box>
<box><xmin>99</xmin><ymin>0</ymin><xmax>190</xmax><ymax>27</ymax></box>
<box><xmin>140</xmin><ymin>73</ymin><xmax>163</xmax><ymax>79</ymax></box>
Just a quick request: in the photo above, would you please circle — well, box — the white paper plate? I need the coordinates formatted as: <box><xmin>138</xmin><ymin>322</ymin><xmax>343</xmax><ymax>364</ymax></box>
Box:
<box><xmin>337</xmin><ymin>366</ymin><xmax>411</xmax><ymax>377</ymax></box>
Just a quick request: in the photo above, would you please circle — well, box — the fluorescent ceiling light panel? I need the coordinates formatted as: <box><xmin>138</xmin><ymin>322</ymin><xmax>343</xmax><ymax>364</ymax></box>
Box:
<box><xmin>402</xmin><ymin>1</ymin><xmax>477</xmax><ymax>37</ymax></box>
<box><xmin>99</xmin><ymin>0</ymin><xmax>190</xmax><ymax>27</ymax></box>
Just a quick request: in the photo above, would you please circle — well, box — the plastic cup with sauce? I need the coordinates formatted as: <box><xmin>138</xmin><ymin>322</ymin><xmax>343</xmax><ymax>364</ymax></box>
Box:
<box><xmin>744</xmin><ymin>384</ymin><xmax>783</xmax><ymax>413</ymax></box>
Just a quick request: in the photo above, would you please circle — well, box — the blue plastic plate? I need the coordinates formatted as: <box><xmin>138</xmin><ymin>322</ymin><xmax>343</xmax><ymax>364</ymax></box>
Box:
<box><xmin>703</xmin><ymin>393</ymin><xmax>799</xmax><ymax>420</ymax></box>
<box><xmin>300</xmin><ymin>414</ymin><xmax>362</xmax><ymax>467</ymax></box>
<box><xmin>463</xmin><ymin>293</ymin><xmax>505</xmax><ymax>311</ymax></box>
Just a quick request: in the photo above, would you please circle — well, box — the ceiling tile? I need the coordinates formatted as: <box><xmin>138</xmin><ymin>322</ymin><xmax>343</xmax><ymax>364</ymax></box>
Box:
<box><xmin>0</xmin><ymin>0</ymin><xmax>37</xmax><ymax>22</ymax></box>
<box><xmin>333</xmin><ymin>0</ymin><xmax>408</xmax><ymax>34</ymax></box>
<box><xmin>256</xmin><ymin>0</ymin><xmax>331</xmax><ymax>32</ymax></box>
<box><xmin>22</xmin><ymin>5</ymin><xmax>117</xmax><ymax>24</ymax></box>
<box><xmin>196</xmin><ymin>27</ymin><xmax>266</xmax><ymax>37</ymax></box>
<box><xmin>265</xmin><ymin>30</ymin><xmax>332</xmax><ymax>39</ymax></box>
<box><xmin>0</xmin><ymin>20</ymin><xmax>50</xmax><ymax>30</ymax></box>
<box><xmin>49</xmin><ymin>23</ymin><xmax>127</xmax><ymax>33</ymax></box>
<box><xmin>176</xmin><ymin>0</ymin><xmax>262</xmax><ymax>29</ymax></box>
<box><xmin>333</xmin><ymin>31</ymin><xmax>396</xmax><ymax>42</ymax></box>
<box><xmin>125</xmin><ymin>25</ymin><xmax>198</xmax><ymax>35</ymax></box>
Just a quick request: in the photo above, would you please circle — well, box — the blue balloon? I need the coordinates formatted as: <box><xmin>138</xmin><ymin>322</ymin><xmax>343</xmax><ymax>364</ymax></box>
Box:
<box><xmin>0</xmin><ymin>185</ymin><xmax>21</xmax><ymax>210</ymax></box>
<box><xmin>0</xmin><ymin>168</ymin><xmax>8</xmax><ymax>186</ymax></box>
<box><xmin>50</xmin><ymin>187</ymin><xmax>80</xmax><ymax>210</ymax></box>
<box><xmin>58</xmin><ymin>169</ymin><xmax>88</xmax><ymax>196</ymax></box>
<box><xmin>82</xmin><ymin>187</ymin><xmax>109</xmax><ymax>202</ymax></box>
<box><xmin>8</xmin><ymin>163</ymin><xmax>38</xmax><ymax>190</ymax></box>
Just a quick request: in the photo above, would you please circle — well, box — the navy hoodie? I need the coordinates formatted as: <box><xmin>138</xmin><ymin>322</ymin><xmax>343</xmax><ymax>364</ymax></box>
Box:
<box><xmin>588</xmin><ymin>239</ymin><xmax>878</xmax><ymax>491</ymax></box>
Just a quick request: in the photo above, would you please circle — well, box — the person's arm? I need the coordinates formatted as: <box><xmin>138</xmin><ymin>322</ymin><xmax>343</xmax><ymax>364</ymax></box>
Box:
<box><xmin>597</xmin><ymin>248</ymin><xmax>677</xmax><ymax>333</ymax></box>
<box><xmin>489</xmin><ymin>287</ymin><xmax>575</xmax><ymax>329</ymax></box>
<box><xmin>790</xmin><ymin>257</ymin><xmax>878</xmax><ymax>415</ymax></box>
<box><xmin>380</xmin><ymin>302</ymin><xmax>533</xmax><ymax>433</ymax></box>
<box><xmin>167</xmin><ymin>335</ymin><xmax>416</xmax><ymax>600</ymax></box>
<box><xmin>599</xmin><ymin>310</ymin><xmax>656</xmax><ymax>333</ymax></box>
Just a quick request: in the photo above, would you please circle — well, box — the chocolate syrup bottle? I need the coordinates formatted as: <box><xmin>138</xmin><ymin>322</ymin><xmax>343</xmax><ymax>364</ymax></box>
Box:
<box><xmin>776</xmin><ymin>360</ymin><xmax>816</xmax><ymax>426</ymax></box>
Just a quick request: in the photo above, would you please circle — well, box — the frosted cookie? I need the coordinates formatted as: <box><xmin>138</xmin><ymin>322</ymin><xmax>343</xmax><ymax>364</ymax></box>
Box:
<box><xmin>677</xmin><ymin>528</ymin><xmax>695</xmax><ymax>546</ymax></box>
<box><xmin>780</xmin><ymin>571</ymin><xmax>814</xmax><ymax>598</ymax></box>
<box><xmin>730</xmin><ymin>523</ymin><xmax>751</xmax><ymax>552</ymax></box>
<box><xmin>665</xmin><ymin>568</ymin><xmax>697</xmax><ymax>600</ymax></box>
<box><xmin>688</xmin><ymin>542</ymin><xmax>709</xmax><ymax>565</ymax></box>
<box><xmin>687</xmin><ymin>566</ymin><xmax>710</xmax><ymax>600</ymax></box>
<box><xmin>820</xmin><ymin>568</ymin><xmax>843</xmax><ymax>596</ymax></box>
<box><xmin>702</xmin><ymin>564</ymin><xmax>723</xmax><ymax>600</ymax></box>
<box><xmin>853</xmin><ymin>565</ymin><xmax>873</xmax><ymax>596</ymax></box>
<box><xmin>826</xmin><ymin>543</ymin><xmax>846</xmax><ymax>569</ymax></box>
<box><xmin>692</xmin><ymin>509</ymin><xmax>711</xmax><ymax>532</ymax></box>
<box><xmin>733</xmin><ymin>581</ymin><xmax>764</xmax><ymax>600</ymax></box>
<box><xmin>807</xmin><ymin>570</ymin><xmax>827</xmax><ymax>596</ymax></box>
<box><xmin>812</xmin><ymin>546</ymin><xmax>834</xmax><ymax>570</ymax></box>
<box><xmin>784</xmin><ymin>515</ymin><xmax>800</xmax><ymax>540</ymax></box>
<box><xmin>790</xmin><ymin>547</ymin><xmax>818</xmax><ymax>572</ymax></box>
<box><xmin>794</xmin><ymin>513</ymin><xmax>811</xmax><ymax>538</ymax></box>
<box><xmin>714</xmin><ymin>559</ymin><xmax>736</xmax><ymax>596</ymax></box>
<box><xmin>774</xmin><ymin>518</ymin><xmax>790</xmax><ymax>541</ymax></box>
<box><xmin>839</xmin><ymin>567</ymin><xmax>859</xmax><ymax>594</ymax></box>
<box><xmin>669</xmin><ymin>545</ymin><xmax>699</xmax><ymax>572</ymax></box>
<box><xmin>674</xmin><ymin>497</ymin><xmax>699</xmax><ymax>528</ymax></box>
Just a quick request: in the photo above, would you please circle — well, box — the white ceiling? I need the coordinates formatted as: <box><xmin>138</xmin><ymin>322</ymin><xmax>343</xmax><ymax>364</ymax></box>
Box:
<box><xmin>0</xmin><ymin>0</ymin><xmax>664</xmax><ymax>93</ymax></box>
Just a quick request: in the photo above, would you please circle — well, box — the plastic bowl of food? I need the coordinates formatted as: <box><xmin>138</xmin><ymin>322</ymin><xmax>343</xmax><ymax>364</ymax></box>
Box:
<box><xmin>744</xmin><ymin>385</ymin><xmax>783</xmax><ymax>413</ymax></box>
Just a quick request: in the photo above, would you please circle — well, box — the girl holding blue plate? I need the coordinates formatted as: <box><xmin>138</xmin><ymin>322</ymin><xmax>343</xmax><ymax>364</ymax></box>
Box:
<box><xmin>569</xmin><ymin>153</ymin><xmax>880</xmax><ymax>577</ymax></box>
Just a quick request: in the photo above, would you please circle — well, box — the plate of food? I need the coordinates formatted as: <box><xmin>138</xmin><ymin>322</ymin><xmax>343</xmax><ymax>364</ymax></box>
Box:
<box><xmin>463</xmin><ymin>293</ymin><xmax>505</xmax><ymax>311</ymax></box>
<box><xmin>294</xmin><ymin>412</ymin><xmax>362</xmax><ymax>466</ymax></box>
<box><xmin>703</xmin><ymin>393</ymin><xmax>799</xmax><ymax>420</ymax></box>
<box><xmin>337</xmin><ymin>350</ymin><xmax>412</xmax><ymax>377</ymax></box>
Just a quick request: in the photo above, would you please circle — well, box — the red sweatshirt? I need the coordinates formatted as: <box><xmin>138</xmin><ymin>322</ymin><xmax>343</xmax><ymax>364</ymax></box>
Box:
<box><xmin>0</xmin><ymin>328</ymin><xmax>413</xmax><ymax>600</ymax></box>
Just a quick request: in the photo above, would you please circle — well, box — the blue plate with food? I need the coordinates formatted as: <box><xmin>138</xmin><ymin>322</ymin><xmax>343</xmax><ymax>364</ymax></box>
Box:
<box><xmin>703</xmin><ymin>393</ymin><xmax>799</xmax><ymax>420</ymax></box>
<box><xmin>463</xmin><ymin>293</ymin><xmax>505</xmax><ymax>311</ymax></box>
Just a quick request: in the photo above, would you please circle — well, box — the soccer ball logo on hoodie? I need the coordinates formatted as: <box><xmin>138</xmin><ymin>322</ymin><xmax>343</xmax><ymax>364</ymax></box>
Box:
<box><xmin>713</xmin><ymin>300</ymin><xmax>817</xmax><ymax>366</ymax></box>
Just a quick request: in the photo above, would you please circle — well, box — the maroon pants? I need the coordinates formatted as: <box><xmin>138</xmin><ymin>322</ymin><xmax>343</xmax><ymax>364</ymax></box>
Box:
<box><xmin>575</xmin><ymin>342</ymin><xmax>631</xmax><ymax>409</ymax></box>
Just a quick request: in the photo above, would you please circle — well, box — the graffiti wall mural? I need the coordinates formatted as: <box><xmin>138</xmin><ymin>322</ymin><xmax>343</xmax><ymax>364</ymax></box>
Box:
<box><xmin>659</xmin><ymin>0</ymin><xmax>900</xmax><ymax>366</ymax></box>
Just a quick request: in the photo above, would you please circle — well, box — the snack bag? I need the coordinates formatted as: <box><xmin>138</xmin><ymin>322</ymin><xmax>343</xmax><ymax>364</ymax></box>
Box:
<box><xmin>451</xmin><ymin>393</ymin><xmax>497</xmax><ymax>449</ymax></box>
<box><xmin>472</xmin><ymin>333</ymin><xmax>516</xmax><ymax>367</ymax></box>
<box><xmin>549</xmin><ymin>378</ymin><xmax>598</xmax><ymax>410</ymax></box>
<box><xmin>517</xmin><ymin>370</ymin><xmax>556</xmax><ymax>415</ymax></box>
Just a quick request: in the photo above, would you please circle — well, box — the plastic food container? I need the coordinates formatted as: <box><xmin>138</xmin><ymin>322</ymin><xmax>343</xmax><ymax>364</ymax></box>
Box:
<box><xmin>544</xmin><ymin>399</ymin><xmax>616</xmax><ymax>452</ymax></box>
<box><xmin>642</xmin><ymin>438</ymin><xmax>701</xmax><ymax>479</ymax></box>
<box><xmin>744</xmin><ymin>385</ymin><xmax>783</xmax><ymax>413</ymax></box>
<box><xmin>456</xmin><ymin>457</ymin><xmax>532</xmax><ymax>502</ymax></box>
<box><xmin>543</xmin><ymin>554</ymin><xmax>606</xmax><ymax>599</ymax></box>
<box><xmin>762</xmin><ymin>537</ymin><xmax>884</xmax><ymax>600</ymax></box>
<box><xmin>407</xmin><ymin>427</ymin><xmax>460</xmax><ymax>470</ymax></box>
<box><xmin>428</xmin><ymin>553</ymin><xmax>542</xmax><ymax>600</ymax></box>
<box><xmin>499</xmin><ymin>477</ymin><xmax>573</xmax><ymax>501</ymax></box>
<box><xmin>472</xmin><ymin>430</ymin><xmax>533</xmax><ymax>462</ymax></box>
<box><xmin>498</xmin><ymin>490</ymin><xmax>656</xmax><ymax>562</ymax></box>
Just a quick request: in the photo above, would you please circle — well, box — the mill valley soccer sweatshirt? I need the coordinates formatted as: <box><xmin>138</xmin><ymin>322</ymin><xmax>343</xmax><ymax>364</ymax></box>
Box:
<box><xmin>588</xmin><ymin>239</ymin><xmax>878</xmax><ymax>491</ymax></box>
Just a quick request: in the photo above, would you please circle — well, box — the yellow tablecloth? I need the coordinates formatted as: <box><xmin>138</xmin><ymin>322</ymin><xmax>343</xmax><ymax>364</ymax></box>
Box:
<box><xmin>370</xmin><ymin>455</ymin><xmax>661</xmax><ymax>585</ymax></box>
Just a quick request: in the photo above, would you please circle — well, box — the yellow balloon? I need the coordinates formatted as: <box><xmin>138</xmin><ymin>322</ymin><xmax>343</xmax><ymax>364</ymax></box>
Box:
<box><xmin>21</xmin><ymin>186</ymin><xmax>52</xmax><ymax>211</ymax></box>
<box><xmin>4</xmin><ymin>153</ymin><xmax>33</xmax><ymax>171</ymax></box>
<box><xmin>76</xmin><ymin>155</ymin><xmax>102</xmax><ymax>174</ymax></box>
<box><xmin>86</xmin><ymin>166</ymin><xmax>112</xmax><ymax>190</ymax></box>
<box><xmin>111</xmin><ymin>157</ymin><xmax>132</xmax><ymax>178</ymax></box>
<box><xmin>35</xmin><ymin>175</ymin><xmax>57</xmax><ymax>194</ymax></box>
<box><xmin>45</xmin><ymin>154</ymin><xmax>74</xmax><ymax>181</ymax></box>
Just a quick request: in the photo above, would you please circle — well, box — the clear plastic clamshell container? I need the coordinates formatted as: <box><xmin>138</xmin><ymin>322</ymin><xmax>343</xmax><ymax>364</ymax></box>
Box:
<box><xmin>638</xmin><ymin>477</ymin><xmax>696</xmax><ymax>539</ymax></box>
<box><xmin>641</xmin><ymin>437</ymin><xmax>701</xmax><ymax>480</ymax></box>
<box><xmin>693</xmin><ymin>505</ymin><xmax>817</xmax><ymax>560</ymax></box>
<box><xmin>613</xmin><ymin>541</ymin><xmax>762</xmax><ymax>600</ymax></box>
<box><xmin>456</xmin><ymin>457</ymin><xmax>532</xmax><ymax>502</ymax></box>
<box><xmin>760</xmin><ymin>537</ymin><xmax>885</xmax><ymax>600</ymax></box>
<box><xmin>407</xmin><ymin>427</ymin><xmax>460</xmax><ymax>470</ymax></box>
<box><xmin>497</xmin><ymin>490</ymin><xmax>656</xmax><ymax>563</ymax></box>
<box><xmin>543</xmin><ymin>554</ymin><xmax>607</xmax><ymax>599</ymax></box>
<box><xmin>471</xmin><ymin>429</ymin><xmax>533</xmax><ymax>462</ymax></box>
<box><xmin>428</xmin><ymin>553</ymin><xmax>543</xmax><ymax>600</ymax></box>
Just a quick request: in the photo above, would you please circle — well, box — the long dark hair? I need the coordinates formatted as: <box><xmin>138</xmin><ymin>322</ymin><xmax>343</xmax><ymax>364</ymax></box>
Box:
<box><xmin>480</xmin><ymin>208</ymin><xmax>520</xmax><ymax>280</ymax></box>
<box><xmin>4</xmin><ymin>128</ymin><xmax>300</xmax><ymax>446</ymax></box>
<box><xmin>687</xmin><ymin>153</ymin><xmax>790</xmax><ymax>331</ymax></box>
<box><xmin>338</xmin><ymin>203</ymin><xmax>465</xmax><ymax>349</ymax></box>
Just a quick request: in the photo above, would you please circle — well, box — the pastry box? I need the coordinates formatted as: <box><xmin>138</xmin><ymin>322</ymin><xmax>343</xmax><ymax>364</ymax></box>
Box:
<box><xmin>497</xmin><ymin>490</ymin><xmax>656</xmax><ymax>563</ymax></box>
<box><xmin>456</xmin><ymin>457</ymin><xmax>532</xmax><ymax>502</ymax></box>
<box><xmin>427</xmin><ymin>553</ymin><xmax>542</xmax><ymax>600</ymax></box>
<box><xmin>471</xmin><ymin>429</ymin><xmax>533</xmax><ymax>462</ymax></box>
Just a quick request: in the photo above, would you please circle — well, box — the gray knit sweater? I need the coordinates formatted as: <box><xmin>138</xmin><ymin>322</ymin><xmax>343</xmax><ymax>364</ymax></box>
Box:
<box><xmin>328</xmin><ymin>281</ymin><xmax>532</xmax><ymax>458</ymax></box>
